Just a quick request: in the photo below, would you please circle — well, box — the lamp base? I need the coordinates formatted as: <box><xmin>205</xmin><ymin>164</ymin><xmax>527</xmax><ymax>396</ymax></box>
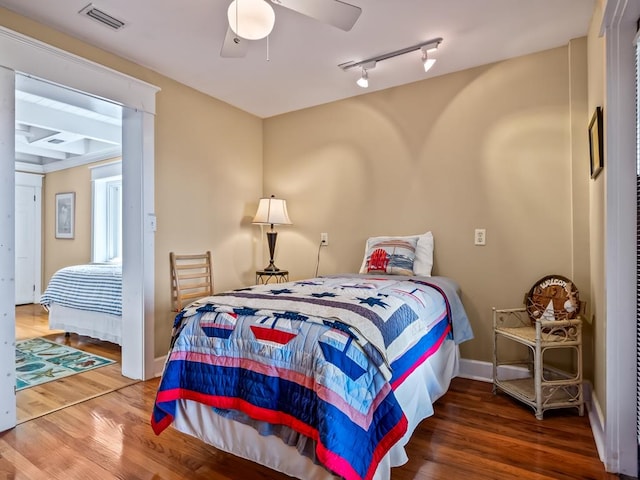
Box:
<box><xmin>262</xmin><ymin>262</ymin><xmax>280</xmax><ymax>272</ymax></box>
<box><xmin>264</xmin><ymin>230</ymin><xmax>281</xmax><ymax>272</ymax></box>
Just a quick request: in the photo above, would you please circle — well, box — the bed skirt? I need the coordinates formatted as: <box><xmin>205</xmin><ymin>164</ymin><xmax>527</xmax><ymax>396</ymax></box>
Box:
<box><xmin>172</xmin><ymin>339</ymin><xmax>459</xmax><ymax>479</ymax></box>
<box><xmin>48</xmin><ymin>303</ymin><xmax>122</xmax><ymax>345</ymax></box>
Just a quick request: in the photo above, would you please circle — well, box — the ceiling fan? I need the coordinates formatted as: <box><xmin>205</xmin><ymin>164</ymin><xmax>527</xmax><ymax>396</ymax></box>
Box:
<box><xmin>221</xmin><ymin>0</ymin><xmax>362</xmax><ymax>58</ymax></box>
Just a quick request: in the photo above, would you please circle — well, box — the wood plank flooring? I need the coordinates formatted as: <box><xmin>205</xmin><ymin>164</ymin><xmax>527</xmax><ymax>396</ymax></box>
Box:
<box><xmin>15</xmin><ymin>304</ymin><xmax>138</xmax><ymax>423</ymax></box>
<box><xmin>0</xmin><ymin>375</ymin><xmax>617</xmax><ymax>479</ymax></box>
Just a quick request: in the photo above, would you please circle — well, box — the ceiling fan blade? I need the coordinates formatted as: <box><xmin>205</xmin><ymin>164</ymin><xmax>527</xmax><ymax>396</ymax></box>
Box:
<box><xmin>220</xmin><ymin>26</ymin><xmax>249</xmax><ymax>58</ymax></box>
<box><xmin>270</xmin><ymin>0</ymin><xmax>362</xmax><ymax>31</ymax></box>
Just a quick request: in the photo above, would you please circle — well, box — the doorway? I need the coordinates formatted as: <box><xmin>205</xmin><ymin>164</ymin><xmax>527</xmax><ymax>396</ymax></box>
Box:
<box><xmin>0</xmin><ymin>26</ymin><xmax>158</xmax><ymax>432</ymax></box>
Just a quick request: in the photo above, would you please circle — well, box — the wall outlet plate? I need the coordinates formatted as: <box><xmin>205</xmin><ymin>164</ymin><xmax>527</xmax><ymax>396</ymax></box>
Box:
<box><xmin>320</xmin><ymin>232</ymin><xmax>329</xmax><ymax>245</ymax></box>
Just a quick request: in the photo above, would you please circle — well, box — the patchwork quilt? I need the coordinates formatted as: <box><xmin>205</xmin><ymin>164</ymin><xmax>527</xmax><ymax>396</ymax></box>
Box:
<box><xmin>152</xmin><ymin>275</ymin><xmax>469</xmax><ymax>480</ymax></box>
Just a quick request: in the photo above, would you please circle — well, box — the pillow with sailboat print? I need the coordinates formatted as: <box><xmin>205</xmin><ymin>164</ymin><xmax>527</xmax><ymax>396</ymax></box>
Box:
<box><xmin>359</xmin><ymin>235</ymin><xmax>418</xmax><ymax>276</ymax></box>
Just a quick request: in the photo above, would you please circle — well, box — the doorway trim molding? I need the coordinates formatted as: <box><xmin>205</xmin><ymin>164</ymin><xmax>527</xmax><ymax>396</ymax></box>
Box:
<box><xmin>0</xmin><ymin>26</ymin><xmax>158</xmax><ymax>113</ymax></box>
<box><xmin>0</xmin><ymin>24</ymin><xmax>159</xmax><ymax>418</ymax></box>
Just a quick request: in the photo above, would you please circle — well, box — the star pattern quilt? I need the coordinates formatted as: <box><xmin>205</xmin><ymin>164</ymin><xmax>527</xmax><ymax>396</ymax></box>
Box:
<box><xmin>152</xmin><ymin>275</ymin><xmax>470</xmax><ymax>480</ymax></box>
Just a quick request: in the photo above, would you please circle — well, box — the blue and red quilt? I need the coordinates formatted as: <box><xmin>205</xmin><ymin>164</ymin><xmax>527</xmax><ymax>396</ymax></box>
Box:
<box><xmin>152</xmin><ymin>275</ymin><xmax>461</xmax><ymax>480</ymax></box>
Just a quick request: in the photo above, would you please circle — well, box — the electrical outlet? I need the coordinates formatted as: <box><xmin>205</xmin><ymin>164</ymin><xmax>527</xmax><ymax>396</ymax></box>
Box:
<box><xmin>320</xmin><ymin>232</ymin><xmax>329</xmax><ymax>246</ymax></box>
<box><xmin>474</xmin><ymin>228</ymin><xmax>486</xmax><ymax>246</ymax></box>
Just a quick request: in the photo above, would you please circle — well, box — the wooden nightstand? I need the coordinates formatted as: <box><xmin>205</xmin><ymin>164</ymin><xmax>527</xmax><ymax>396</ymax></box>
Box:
<box><xmin>256</xmin><ymin>270</ymin><xmax>289</xmax><ymax>285</ymax></box>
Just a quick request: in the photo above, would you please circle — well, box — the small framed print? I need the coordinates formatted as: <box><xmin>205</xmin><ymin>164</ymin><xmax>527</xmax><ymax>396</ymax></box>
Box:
<box><xmin>588</xmin><ymin>106</ymin><xmax>604</xmax><ymax>179</ymax></box>
<box><xmin>55</xmin><ymin>192</ymin><xmax>75</xmax><ymax>239</ymax></box>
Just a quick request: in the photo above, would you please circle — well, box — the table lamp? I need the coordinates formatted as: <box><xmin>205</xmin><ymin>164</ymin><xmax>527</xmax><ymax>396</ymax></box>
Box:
<box><xmin>252</xmin><ymin>195</ymin><xmax>292</xmax><ymax>272</ymax></box>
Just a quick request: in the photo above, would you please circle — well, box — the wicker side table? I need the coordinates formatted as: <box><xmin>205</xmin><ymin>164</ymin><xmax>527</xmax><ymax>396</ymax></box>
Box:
<box><xmin>492</xmin><ymin>307</ymin><xmax>584</xmax><ymax>420</ymax></box>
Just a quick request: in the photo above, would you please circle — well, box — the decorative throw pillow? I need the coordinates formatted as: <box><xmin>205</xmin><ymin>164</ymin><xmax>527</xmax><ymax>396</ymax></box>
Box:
<box><xmin>359</xmin><ymin>232</ymin><xmax>434</xmax><ymax>277</ymax></box>
<box><xmin>359</xmin><ymin>236</ymin><xmax>418</xmax><ymax>276</ymax></box>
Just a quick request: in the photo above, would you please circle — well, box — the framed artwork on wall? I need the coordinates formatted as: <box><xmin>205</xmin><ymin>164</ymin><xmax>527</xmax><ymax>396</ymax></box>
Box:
<box><xmin>588</xmin><ymin>106</ymin><xmax>603</xmax><ymax>179</ymax></box>
<box><xmin>55</xmin><ymin>192</ymin><xmax>75</xmax><ymax>239</ymax></box>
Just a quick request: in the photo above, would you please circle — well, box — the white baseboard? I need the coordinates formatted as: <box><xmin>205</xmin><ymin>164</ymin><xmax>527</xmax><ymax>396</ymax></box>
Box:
<box><xmin>457</xmin><ymin>358</ymin><xmax>530</xmax><ymax>383</ymax></box>
<box><xmin>584</xmin><ymin>382</ymin><xmax>606</xmax><ymax>463</ymax></box>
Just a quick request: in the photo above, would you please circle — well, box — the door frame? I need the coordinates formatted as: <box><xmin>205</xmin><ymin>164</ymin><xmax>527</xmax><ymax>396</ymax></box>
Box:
<box><xmin>0</xmin><ymin>26</ymin><xmax>159</xmax><ymax>431</ymax></box>
<box><xmin>601</xmin><ymin>0</ymin><xmax>639</xmax><ymax>475</ymax></box>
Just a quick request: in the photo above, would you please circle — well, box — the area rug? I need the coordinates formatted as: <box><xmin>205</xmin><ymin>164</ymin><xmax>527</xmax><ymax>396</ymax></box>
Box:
<box><xmin>15</xmin><ymin>337</ymin><xmax>115</xmax><ymax>391</ymax></box>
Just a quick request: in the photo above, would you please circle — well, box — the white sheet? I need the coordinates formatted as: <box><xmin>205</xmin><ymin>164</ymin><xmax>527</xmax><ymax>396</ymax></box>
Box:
<box><xmin>172</xmin><ymin>338</ymin><xmax>459</xmax><ymax>479</ymax></box>
<box><xmin>48</xmin><ymin>303</ymin><xmax>122</xmax><ymax>345</ymax></box>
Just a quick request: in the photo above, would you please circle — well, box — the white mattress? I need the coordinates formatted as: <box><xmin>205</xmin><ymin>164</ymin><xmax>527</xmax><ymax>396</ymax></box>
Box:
<box><xmin>48</xmin><ymin>303</ymin><xmax>122</xmax><ymax>345</ymax></box>
<box><xmin>172</xmin><ymin>338</ymin><xmax>459</xmax><ymax>479</ymax></box>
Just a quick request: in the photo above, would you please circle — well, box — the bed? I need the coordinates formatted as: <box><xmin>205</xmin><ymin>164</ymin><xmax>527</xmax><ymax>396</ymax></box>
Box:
<box><xmin>39</xmin><ymin>263</ymin><xmax>122</xmax><ymax>345</ymax></box>
<box><xmin>151</xmin><ymin>271</ymin><xmax>473</xmax><ymax>480</ymax></box>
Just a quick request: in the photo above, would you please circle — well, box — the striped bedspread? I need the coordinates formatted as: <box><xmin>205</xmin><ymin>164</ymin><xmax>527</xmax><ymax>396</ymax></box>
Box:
<box><xmin>40</xmin><ymin>263</ymin><xmax>122</xmax><ymax>316</ymax></box>
<box><xmin>152</xmin><ymin>276</ymin><xmax>468</xmax><ymax>480</ymax></box>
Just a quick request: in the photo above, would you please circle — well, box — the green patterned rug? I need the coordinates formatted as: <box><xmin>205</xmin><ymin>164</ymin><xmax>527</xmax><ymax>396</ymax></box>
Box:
<box><xmin>16</xmin><ymin>337</ymin><xmax>115</xmax><ymax>391</ymax></box>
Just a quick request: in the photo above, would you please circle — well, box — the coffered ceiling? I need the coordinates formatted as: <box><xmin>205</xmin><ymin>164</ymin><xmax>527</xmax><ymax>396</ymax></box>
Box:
<box><xmin>15</xmin><ymin>75</ymin><xmax>122</xmax><ymax>172</ymax></box>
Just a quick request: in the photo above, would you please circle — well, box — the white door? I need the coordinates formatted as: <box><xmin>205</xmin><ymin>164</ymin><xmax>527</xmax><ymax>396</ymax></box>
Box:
<box><xmin>15</xmin><ymin>179</ymin><xmax>41</xmax><ymax>305</ymax></box>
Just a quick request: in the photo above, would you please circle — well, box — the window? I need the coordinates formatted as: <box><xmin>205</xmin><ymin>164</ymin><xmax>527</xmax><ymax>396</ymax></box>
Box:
<box><xmin>91</xmin><ymin>162</ymin><xmax>122</xmax><ymax>263</ymax></box>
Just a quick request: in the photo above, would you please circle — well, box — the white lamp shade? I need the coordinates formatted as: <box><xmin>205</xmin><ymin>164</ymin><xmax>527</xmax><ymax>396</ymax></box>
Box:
<box><xmin>228</xmin><ymin>0</ymin><xmax>276</xmax><ymax>41</ymax></box>
<box><xmin>252</xmin><ymin>196</ymin><xmax>292</xmax><ymax>225</ymax></box>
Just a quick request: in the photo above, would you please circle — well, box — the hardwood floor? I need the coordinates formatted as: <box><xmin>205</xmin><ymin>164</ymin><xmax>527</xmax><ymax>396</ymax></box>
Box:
<box><xmin>0</xmin><ymin>376</ymin><xmax>617</xmax><ymax>479</ymax></box>
<box><xmin>15</xmin><ymin>304</ymin><xmax>138</xmax><ymax>423</ymax></box>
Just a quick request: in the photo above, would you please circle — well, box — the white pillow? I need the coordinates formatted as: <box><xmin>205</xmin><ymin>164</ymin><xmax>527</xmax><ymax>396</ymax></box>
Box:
<box><xmin>359</xmin><ymin>232</ymin><xmax>433</xmax><ymax>277</ymax></box>
<box><xmin>413</xmin><ymin>231</ymin><xmax>434</xmax><ymax>277</ymax></box>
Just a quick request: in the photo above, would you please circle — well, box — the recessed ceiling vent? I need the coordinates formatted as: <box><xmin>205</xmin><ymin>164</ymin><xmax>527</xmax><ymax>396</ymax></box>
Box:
<box><xmin>79</xmin><ymin>4</ymin><xmax>126</xmax><ymax>31</ymax></box>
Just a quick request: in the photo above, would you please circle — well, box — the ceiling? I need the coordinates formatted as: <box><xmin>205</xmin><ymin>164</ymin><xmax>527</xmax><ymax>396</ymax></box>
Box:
<box><xmin>4</xmin><ymin>0</ymin><xmax>595</xmax><ymax>169</ymax></box>
<box><xmin>15</xmin><ymin>75</ymin><xmax>122</xmax><ymax>172</ymax></box>
<box><xmin>0</xmin><ymin>0</ymin><xmax>595</xmax><ymax>122</ymax></box>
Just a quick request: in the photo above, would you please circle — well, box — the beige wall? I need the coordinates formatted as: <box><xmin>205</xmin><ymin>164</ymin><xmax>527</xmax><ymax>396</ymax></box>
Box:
<box><xmin>0</xmin><ymin>7</ymin><xmax>264</xmax><ymax>356</ymax></box>
<box><xmin>264</xmin><ymin>45</ymin><xmax>588</xmax><ymax>365</ymax></box>
<box><xmin>587</xmin><ymin>0</ymin><xmax>607</xmax><ymax>413</ymax></box>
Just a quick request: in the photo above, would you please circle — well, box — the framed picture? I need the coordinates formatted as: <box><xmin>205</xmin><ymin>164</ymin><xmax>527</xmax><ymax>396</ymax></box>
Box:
<box><xmin>588</xmin><ymin>106</ymin><xmax>603</xmax><ymax>179</ymax></box>
<box><xmin>55</xmin><ymin>192</ymin><xmax>75</xmax><ymax>239</ymax></box>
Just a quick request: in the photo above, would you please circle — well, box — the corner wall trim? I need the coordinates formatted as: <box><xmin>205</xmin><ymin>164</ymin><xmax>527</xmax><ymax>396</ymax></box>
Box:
<box><xmin>154</xmin><ymin>355</ymin><xmax>167</xmax><ymax>378</ymax></box>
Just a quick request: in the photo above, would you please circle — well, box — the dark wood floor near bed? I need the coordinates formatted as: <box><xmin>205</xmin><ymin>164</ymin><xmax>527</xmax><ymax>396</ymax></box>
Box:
<box><xmin>0</xmin><ymin>375</ymin><xmax>617</xmax><ymax>479</ymax></box>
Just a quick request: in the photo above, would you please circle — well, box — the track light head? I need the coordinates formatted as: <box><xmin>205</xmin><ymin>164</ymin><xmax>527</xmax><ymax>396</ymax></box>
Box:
<box><xmin>421</xmin><ymin>48</ymin><xmax>436</xmax><ymax>73</ymax></box>
<box><xmin>356</xmin><ymin>68</ymin><xmax>369</xmax><ymax>88</ymax></box>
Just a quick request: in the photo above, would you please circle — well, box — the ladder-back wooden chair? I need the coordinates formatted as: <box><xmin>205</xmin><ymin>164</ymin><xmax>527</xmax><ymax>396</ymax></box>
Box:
<box><xmin>170</xmin><ymin>251</ymin><xmax>214</xmax><ymax>312</ymax></box>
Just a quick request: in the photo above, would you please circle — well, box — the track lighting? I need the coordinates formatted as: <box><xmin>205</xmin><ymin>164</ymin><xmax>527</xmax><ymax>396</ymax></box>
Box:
<box><xmin>339</xmin><ymin>37</ymin><xmax>442</xmax><ymax>86</ymax></box>
<box><xmin>356</xmin><ymin>67</ymin><xmax>369</xmax><ymax>88</ymax></box>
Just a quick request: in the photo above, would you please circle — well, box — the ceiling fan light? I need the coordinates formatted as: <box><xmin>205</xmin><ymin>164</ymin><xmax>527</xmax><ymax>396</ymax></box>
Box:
<box><xmin>228</xmin><ymin>0</ymin><xmax>275</xmax><ymax>41</ymax></box>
